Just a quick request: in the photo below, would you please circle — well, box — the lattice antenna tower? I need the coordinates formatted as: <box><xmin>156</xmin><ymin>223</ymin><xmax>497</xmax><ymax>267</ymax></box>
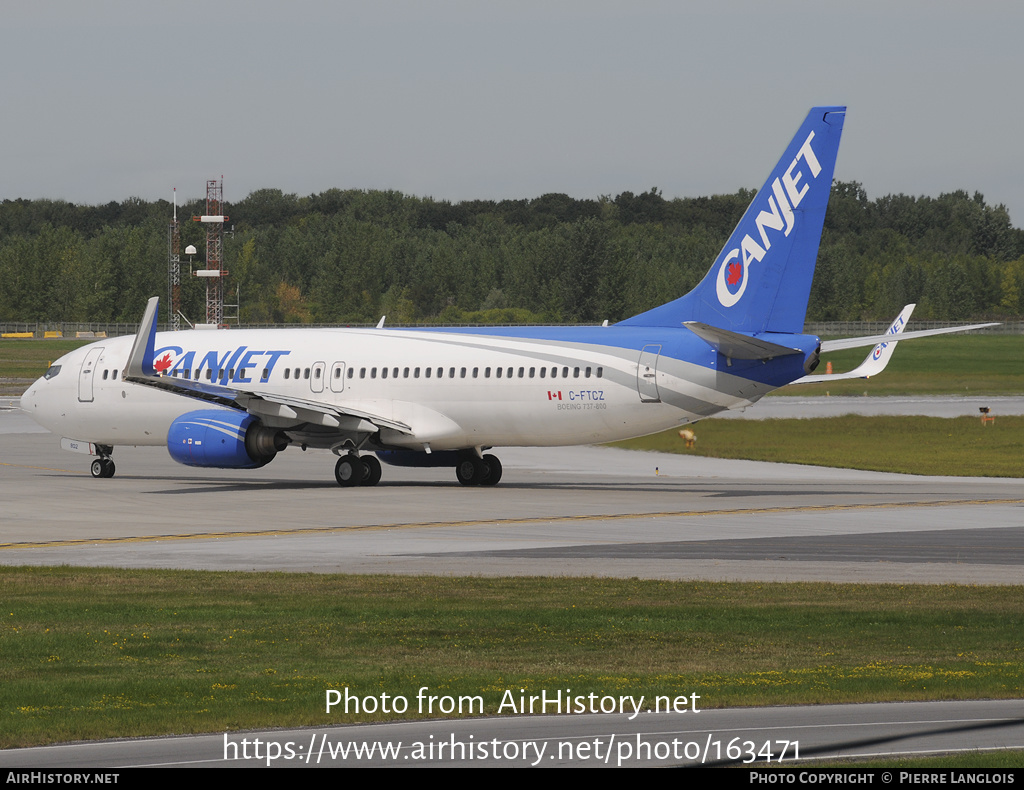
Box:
<box><xmin>193</xmin><ymin>178</ymin><xmax>229</xmax><ymax>328</ymax></box>
<box><xmin>167</xmin><ymin>188</ymin><xmax>181</xmax><ymax>331</ymax></box>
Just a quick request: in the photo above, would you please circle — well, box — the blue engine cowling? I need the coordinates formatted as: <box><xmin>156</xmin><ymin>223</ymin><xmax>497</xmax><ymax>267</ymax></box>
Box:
<box><xmin>167</xmin><ymin>409</ymin><xmax>288</xmax><ymax>469</ymax></box>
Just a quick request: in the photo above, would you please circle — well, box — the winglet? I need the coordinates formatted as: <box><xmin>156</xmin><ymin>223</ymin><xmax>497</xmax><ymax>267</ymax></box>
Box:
<box><xmin>124</xmin><ymin>296</ymin><xmax>160</xmax><ymax>379</ymax></box>
<box><xmin>796</xmin><ymin>304</ymin><xmax>915</xmax><ymax>383</ymax></box>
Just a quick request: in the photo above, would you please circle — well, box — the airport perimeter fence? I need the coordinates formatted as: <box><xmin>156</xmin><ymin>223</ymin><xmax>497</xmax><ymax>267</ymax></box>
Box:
<box><xmin>2</xmin><ymin>319</ymin><xmax>1022</xmax><ymax>338</ymax></box>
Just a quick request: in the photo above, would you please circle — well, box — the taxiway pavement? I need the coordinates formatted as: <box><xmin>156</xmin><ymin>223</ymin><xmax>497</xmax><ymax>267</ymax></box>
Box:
<box><xmin>2</xmin><ymin>406</ymin><xmax>1021</xmax><ymax>584</ymax></box>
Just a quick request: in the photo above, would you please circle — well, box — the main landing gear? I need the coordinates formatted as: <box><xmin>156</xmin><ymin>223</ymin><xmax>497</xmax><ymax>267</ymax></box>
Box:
<box><xmin>334</xmin><ymin>454</ymin><xmax>382</xmax><ymax>487</ymax></box>
<box><xmin>455</xmin><ymin>454</ymin><xmax>502</xmax><ymax>487</ymax></box>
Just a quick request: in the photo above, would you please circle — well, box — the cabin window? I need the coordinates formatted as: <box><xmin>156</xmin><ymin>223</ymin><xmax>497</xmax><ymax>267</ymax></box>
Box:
<box><xmin>436</xmin><ymin>367</ymin><xmax>443</xmax><ymax>378</ymax></box>
<box><xmin>393</xmin><ymin>367</ymin><xmax>399</xmax><ymax>378</ymax></box>
<box><xmin>496</xmin><ymin>367</ymin><xmax>502</xmax><ymax>379</ymax></box>
<box><xmin>370</xmin><ymin>368</ymin><xmax>377</xmax><ymax>379</ymax></box>
<box><xmin>425</xmin><ymin>367</ymin><xmax>432</xmax><ymax>378</ymax></box>
<box><xmin>294</xmin><ymin>368</ymin><xmax>300</xmax><ymax>379</ymax></box>
<box><xmin>449</xmin><ymin>367</ymin><xmax>455</xmax><ymax>378</ymax></box>
<box><xmin>205</xmin><ymin>369</ymin><xmax>213</xmax><ymax>381</ymax></box>
<box><xmin>585</xmin><ymin>367</ymin><xmax>592</xmax><ymax>378</ymax></box>
<box><xmin>348</xmin><ymin>367</ymin><xmax>354</xmax><ymax>379</ymax></box>
<box><xmin>102</xmin><ymin>370</ymin><xmax>108</xmax><ymax>380</ymax></box>
<box><xmin>403</xmin><ymin>367</ymin><xmax>409</xmax><ymax>378</ymax></box>
<box><xmin>284</xmin><ymin>369</ymin><xmax>291</xmax><ymax>380</ymax></box>
<box><xmin>360</xmin><ymin>367</ymin><xmax>366</xmax><ymax>379</ymax></box>
<box><xmin>518</xmin><ymin>367</ymin><xmax>524</xmax><ymax>378</ymax></box>
<box><xmin>186</xmin><ymin>369</ymin><xmax>193</xmax><ymax>380</ymax></box>
<box><xmin>562</xmin><ymin>367</ymin><xmax>569</xmax><ymax>378</ymax></box>
<box><xmin>597</xmin><ymin>367</ymin><xmax>604</xmax><ymax>378</ymax></box>
<box><xmin>303</xmin><ymin>368</ymin><xmax>310</xmax><ymax>380</ymax></box>
<box><xmin>112</xmin><ymin>370</ymin><xmax>119</xmax><ymax>380</ymax></box>
<box><xmin>529</xmin><ymin>367</ymin><xmax>535</xmax><ymax>378</ymax></box>
<box><xmin>414</xmin><ymin>367</ymin><xmax>420</xmax><ymax>378</ymax></box>
<box><xmin>334</xmin><ymin>368</ymin><xmax>341</xmax><ymax>379</ymax></box>
<box><xmin>460</xmin><ymin>367</ymin><xmax>467</xmax><ymax>378</ymax></box>
<box><xmin>539</xmin><ymin>367</ymin><xmax>546</xmax><ymax>378</ymax></box>
<box><xmin>573</xmin><ymin>367</ymin><xmax>580</xmax><ymax>378</ymax></box>
<box><xmin>472</xmin><ymin>367</ymin><xmax>479</xmax><ymax>378</ymax></box>
<box><xmin>381</xmin><ymin>367</ymin><xmax>388</xmax><ymax>379</ymax></box>
<box><xmin>484</xmin><ymin>367</ymin><xmax>491</xmax><ymax>378</ymax></box>
<box><xmin>314</xmin><ymin>368</ymin><xmax>321</xmax><ymax>379</ymax></box>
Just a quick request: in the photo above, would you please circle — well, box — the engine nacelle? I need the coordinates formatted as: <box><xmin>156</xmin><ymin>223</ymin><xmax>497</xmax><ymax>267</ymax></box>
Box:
<box><xmin>167</xmin><ymin>410</ymin><xmax>288</xmax><ymax>469</ymax></box>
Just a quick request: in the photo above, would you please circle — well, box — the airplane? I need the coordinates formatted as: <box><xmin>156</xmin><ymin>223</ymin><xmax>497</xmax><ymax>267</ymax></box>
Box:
<box><xmin>19</xmin><ymin>106</ymin><xmax>996</xmax><ymax>486</ymax></box>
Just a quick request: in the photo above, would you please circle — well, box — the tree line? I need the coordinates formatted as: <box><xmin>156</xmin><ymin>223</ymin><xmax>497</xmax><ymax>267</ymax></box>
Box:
<box><xmin>0</xmin><ymin>183</ymin><xmax>1021</xmax><ymax>325</ymax></box>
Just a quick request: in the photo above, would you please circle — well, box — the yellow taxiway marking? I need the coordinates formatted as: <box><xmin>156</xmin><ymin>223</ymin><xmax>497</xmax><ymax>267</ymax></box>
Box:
<box><xmin>2</xmin><ymin>498</ymin><xmax>1023</xmax><ymax>551</ymax></box>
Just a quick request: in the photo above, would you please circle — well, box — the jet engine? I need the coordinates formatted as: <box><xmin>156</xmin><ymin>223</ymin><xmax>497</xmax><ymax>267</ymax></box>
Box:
<box><xmin>167</xmin><ymin>409</ymin><xmax>288</xmax><ymax>469</ymax></box>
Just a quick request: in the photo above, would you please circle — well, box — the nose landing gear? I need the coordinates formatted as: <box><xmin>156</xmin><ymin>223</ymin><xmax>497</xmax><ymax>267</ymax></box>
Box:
<box><xmin>90</xmin><ymin>458</ymin><xmax>115</xmax><ymax>478</ymax></box>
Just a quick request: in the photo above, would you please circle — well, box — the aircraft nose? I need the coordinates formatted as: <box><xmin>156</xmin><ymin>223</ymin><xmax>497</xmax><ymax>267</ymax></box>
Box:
<box><xmin>19</xmin><ymin>381</ymin><xmax>37</xmax><ymax>413</ymax></box>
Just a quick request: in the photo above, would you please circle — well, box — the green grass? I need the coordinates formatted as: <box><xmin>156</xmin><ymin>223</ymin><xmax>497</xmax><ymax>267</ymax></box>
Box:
<box><xmin>612</xmin><ymin>415</ymin><xmax>1024</xmax><ymax>477</ymax></box>
<box><xmin>0</xmin><ymin>338</ymin><xmax>91</xmax><ymax>380</ymax></box>
<box><xmin>2</xmin><ymin>569</ymin><xmax>1022</xmax><ymax>748</ymax></box>
<box><xmin>778</xmin><ymin>335</ymin><xmax>1024</xmax><ymax>396</ymax></box>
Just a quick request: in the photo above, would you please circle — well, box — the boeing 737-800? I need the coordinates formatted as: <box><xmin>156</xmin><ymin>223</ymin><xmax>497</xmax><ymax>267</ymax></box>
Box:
<box><xmin>18</xmin><ymin>107</ymin><xmax>994</xmax><ymax>486</ymax></box>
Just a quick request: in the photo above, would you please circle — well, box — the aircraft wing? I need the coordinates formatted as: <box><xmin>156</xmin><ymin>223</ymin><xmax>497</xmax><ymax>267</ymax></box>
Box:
<box><xmin>793</xmin><ymin>304</ymin><xmax>998</xmax><ymax>384</ymax></box>
<box><xmin>122</xmin><ymin>297</ymin><xmax>413</xmax><ymax>434</ymax></box>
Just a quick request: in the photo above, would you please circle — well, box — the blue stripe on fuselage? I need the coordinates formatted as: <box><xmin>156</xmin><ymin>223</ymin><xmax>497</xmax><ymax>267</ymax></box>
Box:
<box><xmin>414</xmin><ymin>325</ymin><xmax>820</xmax><ymax>388</ymax></box>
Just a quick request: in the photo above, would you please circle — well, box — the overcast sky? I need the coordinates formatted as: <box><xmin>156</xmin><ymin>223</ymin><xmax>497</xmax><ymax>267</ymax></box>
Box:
<box><xmin>3</xmin><ymin>1</ymin><xmax>1022</xmax><ymax>225</ymax></box>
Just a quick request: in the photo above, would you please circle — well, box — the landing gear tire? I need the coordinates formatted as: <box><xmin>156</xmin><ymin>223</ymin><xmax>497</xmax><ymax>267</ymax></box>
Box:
<box><xmin>456</xmin><ymin>455</ymin><xmax>502</xmax><ymax>487</ymax></box>
<box><xmin>479</xmin><ymin>454</ymin><xmax>502</xmax><ymax>486</ymax></box>
<box><xmin>91</xmin><ymin>459</ymin><xmax>115</xmax><ymax>478</ymax></box>
<box><xmin>360</xmin><ymin>455</ymin><xmax>382</xmax><ymax>487</ymax></box>
<box><xmin>456</xmin><ymin>458</ymin><xmax>481</xmax><ymax>486</ymax></box>
<box><xmin>335</xmin><ymin>455</ymin><xmax>364</xmax><ymax>487</ymax></box>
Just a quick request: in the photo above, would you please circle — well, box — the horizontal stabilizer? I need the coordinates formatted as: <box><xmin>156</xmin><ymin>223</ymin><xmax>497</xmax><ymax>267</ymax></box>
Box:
<box><xmin>684</xmin><ymin>321</ymin><xmax>804</xmax><ymax>360</ymax></box>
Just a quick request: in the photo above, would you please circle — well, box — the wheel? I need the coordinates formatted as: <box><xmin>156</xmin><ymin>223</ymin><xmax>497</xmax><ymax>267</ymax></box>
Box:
<box><xmin>335</xmin><ymin>455</ymin><xmax>364</xmax><ymax>487</ymax></box>
<box><xmin>360</xmin><ymin>455</ymin><xmax>382</xmax><ymax>486</ymax></box>
<box><xmin>456</xmin><ymin>458</ymin><xmax>480</xmax><ymax>486</ymax></box>
<box><xmin>479</xmin><ymin>454</ymin><xmax>502</xmax><ymax>486</ymax></box>
<box><xmin>91</xmin><ymin>459</ymin><xmax>115</xmax><ymax>478</ymax></box>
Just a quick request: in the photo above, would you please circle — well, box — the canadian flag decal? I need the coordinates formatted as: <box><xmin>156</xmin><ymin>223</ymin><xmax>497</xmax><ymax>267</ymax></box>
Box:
<box><xmin>547</xmin><ymin>391</ymin><xmax>562</xmax><ymax>400</ymax></box>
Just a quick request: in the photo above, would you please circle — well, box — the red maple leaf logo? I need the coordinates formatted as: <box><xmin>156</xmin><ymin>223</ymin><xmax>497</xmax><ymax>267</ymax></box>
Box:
<box><xmin>154</xmin><ymin>353</ymin><xmax>174</xmax><ymax>373</ymax></box>
<box><xmin>726</xmin><ymin>261</ymin><xmax>743</xmax><ymax>286</ymax></box>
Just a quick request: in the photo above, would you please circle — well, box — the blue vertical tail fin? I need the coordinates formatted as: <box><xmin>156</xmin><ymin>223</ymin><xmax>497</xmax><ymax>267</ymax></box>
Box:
<box><xmin>619</xmin><ymin>106</ymin><xmax>846</xmax><ymax>334</ymax></box>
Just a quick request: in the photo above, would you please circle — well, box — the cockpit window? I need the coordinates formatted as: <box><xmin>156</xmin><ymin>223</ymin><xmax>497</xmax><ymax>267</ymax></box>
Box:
<box><xmin>44</xmin><ymin>364</ymin><xmax>61</xmax><ymax>380</ymax></box>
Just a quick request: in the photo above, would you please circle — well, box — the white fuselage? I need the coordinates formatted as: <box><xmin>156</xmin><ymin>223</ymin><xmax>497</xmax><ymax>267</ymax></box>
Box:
<box><xmin>21</xmin><ymin>324</ymin><xmax>780</xmax><ymax>456</ymax></box>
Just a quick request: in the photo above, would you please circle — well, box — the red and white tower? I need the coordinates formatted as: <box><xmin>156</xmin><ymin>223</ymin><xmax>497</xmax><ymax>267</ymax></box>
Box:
<box><xmin>193</xmin><ymin>178</ymin><xmax>229</xmax><ymax>328</ymax></box>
